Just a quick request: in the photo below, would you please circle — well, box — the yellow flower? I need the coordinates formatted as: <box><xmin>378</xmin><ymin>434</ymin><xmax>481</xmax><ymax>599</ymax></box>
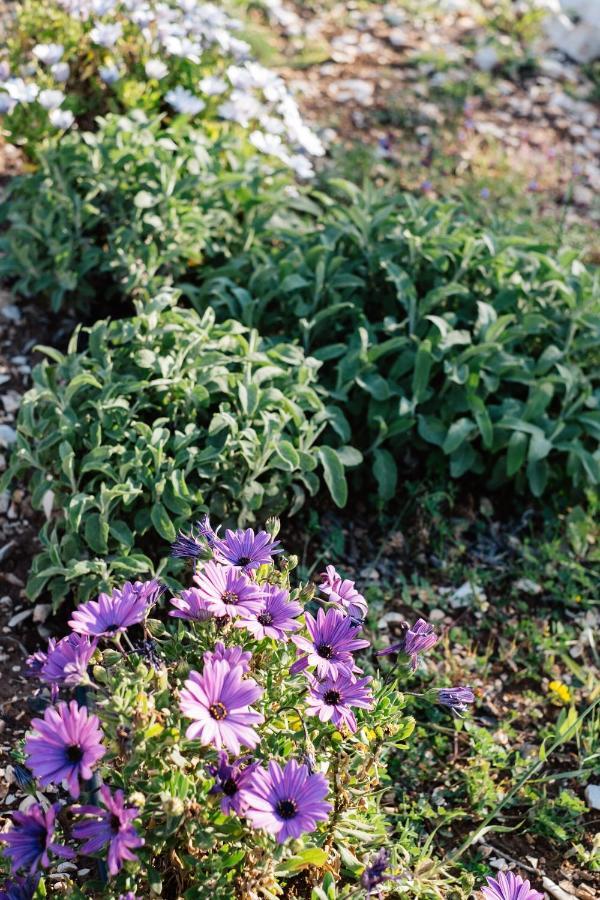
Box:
<box><xmin>549</xmin><ymin>681</ymin><xmax>571</xmax><ymax>704</ymax></box>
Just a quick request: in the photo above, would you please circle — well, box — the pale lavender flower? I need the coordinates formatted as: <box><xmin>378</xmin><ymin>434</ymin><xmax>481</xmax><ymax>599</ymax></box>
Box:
<box><xmin>481</xmin><ymin>872</ymin><xmax>544</xmax><ymax>900</ymax></box>
<box><xmin>25</xmin><ymin>700</ymin><xmax>106</xmax><ymax>798</ymax></box>
<box><xmin>165</xmin><ymin>86</ymin><xmax>205</xmax><ymax>115</ymax></box>
<box><xmin>4</xmin><ymin>79</ymin><xmax>38</xmax><ymax>103</ymax></box>
<box><xmin>90</xmin><ymin>23</ymin><xmax>122</xmax><ymax>48</ymax></box>
<box><xmin>73</xmin><ymin>786</ymin><xmax>143</xmax><ymax>876</ymax></box>
<box><xmin>69</xmin><ymin>580</ymin><xmax>160</xmax><ymax>637</ymax></box>
<box><xmin>237</xmin><ymin>585</ymin><xmax>302</xmax><ymax>641</ymax></box>
<box><xmin>0</xmin><ymin>94</ymin><xmax>17</xmax><ymax>115</ymax></box>
<box><xmin>32</xmin><ymin>44</ymin><xmax>64</xmax><ymax>66</ymax></box>
<box><xmin>0</xmin><ymin>804</ymin><xmax>73</xmax><ymax>874</ymax></box>
<box><xmin>437</xmin><ymin>687</ymin><xmax>474</xmax><ymax>714</ymax></box>
<box><xmin>169</xmin><ymin>587</ymin><xmax>213</xmax><ymax>622</ymax></box>
<box><xmin>203</xmin><ymin>641</ymin><xmax>252</xmax><ymax>673</ymax></box>
<box><xmin>376</xmin><ymin>618</ymin><xmax>438</xmax><ymax>670</ymax></box>
<box><xmin>207</xmin><ymin>751</ymin><xmax>257</xmax><ymax>815</ymax></box>
<box><xmin>40</xmin><ymin>634</ymin><xmax>96</xmax><ymax>686</ymax></box>
<box><xmin>49</xmin><ymin>109</ymin><xmax>74</xmax><ymax>129</ymax></box>
<box><xmin>306</xmin><ymin>673</ymin><xmax>373</xmax><ymax>733</ymax></box>
<box><xmin>320</xmin><ymin>565</ymin><xmax>368</xmax><ymax>622</ymax></box>
<box><xmin>199</xmin><ymin>75</ymin><xmax>228</xmax><ymax>95</ymax></box>
<box><xmin>244</xmin><ymin>759</ymin><xmax>331</xmax><ymax>843</ymax></box>
<box><xmin>98</xmin><ymin>65</ymin><xmax>120</xmax><ymax>84</ymax></box>
<box><xmin>192</xmin><ymin>562</ymin><xmax>263</xmax><ymax>619</ymax></box>
<box><xmin>38</xmin><ymin>89</ymin><xmax>64</xmax><ymax>110</ymax></box>
<box><xmin>291</xmin><ymin>608</ymin><xmax>369</xmax><ymax>678</ymax></box>
<box><xmin>51</xmin><ymin>62</ymin><xmax>70</xmax><ymax>83</ymax></box>
<box><xmin>213</xmin><ymin>528</ymin><xmax>281</xmax><ymax>572</ymax></box>
<box><xmin>179</xmin><ymin>658</ymin><xmax>264</xmax><ymax>754</ymax></box>
<box><xmin>144</xmin><ymin>59</ymin><xmax>168</xmax><ymax>79</ymax></box>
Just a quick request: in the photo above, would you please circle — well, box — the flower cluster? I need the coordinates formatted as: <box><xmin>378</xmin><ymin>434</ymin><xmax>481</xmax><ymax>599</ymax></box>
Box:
<box><xmin>0</xmin><ymin>520</ymin><xmax>484</xmax><ymax>897</ymax></box>
<box><xmin>0</xmin><ymin>0</ymin><xmax>324</xmax><ymax>175</ymax></box>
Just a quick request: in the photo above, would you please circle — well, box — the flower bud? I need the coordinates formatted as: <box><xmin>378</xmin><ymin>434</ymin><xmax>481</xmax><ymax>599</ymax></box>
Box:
<box><xmin>265</xmin><ymin>516</ymin><xmax>281</xmax><ymax>540</ymax></box>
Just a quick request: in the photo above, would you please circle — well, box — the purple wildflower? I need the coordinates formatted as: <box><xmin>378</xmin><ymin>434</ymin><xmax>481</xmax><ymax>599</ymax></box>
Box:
<box><xmin>306</xmin><ymin>673</ymin><xmax>373</xmax><ymax>733</ymax></box>
<box><xmin>376</xmin><ymin>618</ymin><xmax>438</xmax><ymax>670</ymax></box>
<box><xmin>361</xmin><ymin>848</ymin><xmax>396</xmax><ymax>895</ymax></box>
<box><xmin>25</xmin><ymin>646</ymin><xmax>50</xmax><ymax>678</ymax></box>
<box><xmin>480</xmin><ymin>186</ymin><xmax>490</xmax><ymax>199</ymax></box>
<box><xmin>237</xmin><ymin>585</ymin><xmax>302</xmax><ymax>641</ymax></box>
<box><xmin>171</xmin><ymin>515</ymin><xmax>220</xmax><ymax>558</ymax></box>
<box><xmin>437</xmin><ymin>687</ymin><xmax>475</xmax><ymax>714</ymax></box>
<box><xmin>0</xmin><ymin>875</ymin><xmax>40</xmax><ymax>900</ymax></box>
<box><xmin>24</xmin><ymin>700</ymin><xmax>105</xmax><ymax>798</ymax></box>
<box><xmin>203</xmin><ymin>641</ymin><xmax>252</xmax><ymax>673</ymax></box>
<box><xmin>179</xmin><ymin>658</ymin><xmax>264</xmax><ymax>754</ymax></box>
<box><xmin>244</xmin><ymin>759</ymin><xmax>331</xmax><ymax>843</ymax></box>
<box><xmin>69</xmin><ymin>580</ymin><xmax>161</xmax><ymax>638</ymax></box>
<box><xmin>291</xmin><ymin>608</ymin><xmax>369</xmax><ymax>678</ymax></box>
<box><xmin>73</xmin><ymin>785</ymin><xmax>143</xmax><ymax>876</ymax></box>
<box><xmin>481</xmin><ymin>872</ymin><xmax>544</xmax><ymax>900</ymax></box>
<box><xmin>320</xmin><ymin>565</ymin><xmax>368</xmax><ymax>622</ymax></box>
<box><xmin>192</xmin><ymin>562</ymin><xmax>263</xmax><ymax>619</ymax></box>
<box><xmin>40</xmin><ymin>634</ymin><xmax>97</xmax><ymax>686</ymax></box>
<box><xmin>213</xmin><ymin>528</ymin><xmax>282</xmax><ymax>572</ymax></box>
<box><xmin>169</xmin><ymin>587</ymin><xmax>213</xmax><ymax>622</ymax></box>
<box><xmin>0</xmin><ymin>804</ymin><xmax>73</xmax><ymax>874</ymax></box>
<box><xmin>208</xmin><ymin>751</ymin><xmax>258</xmax><ymax>815</ymax></box>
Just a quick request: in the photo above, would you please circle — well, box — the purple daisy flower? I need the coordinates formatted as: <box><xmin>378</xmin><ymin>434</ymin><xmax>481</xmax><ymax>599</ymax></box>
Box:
<box><xmin>320</xmin><ymin>565</ymin><xmax>368</xmax><ymax>623</ymax></box>
<box><xmin>192</xmin><ymin>562</ymin><xmax>263</xmax><ymax>619</ymax></box>
<box><xmin>24</xmin><ymin>700</ymin><xmax>106</xmax><ymax>798</ymax></box>
<box><xmin>171</xmin><ymin>515</ymin><xmax>220</xmax><ymax>559</ymax></box>
<box><xmin>306</xmin><ymin>673</ymin><xmax>373</xmax><ymax>733</ymax></box>
<box><xmin>437</xmin><ymin>687</ymin><xmax>475</xmax><ymax>714</ymax></box>
<box><xmin>244</xmin><ymin>759</ymin><xmax>331</xmax><ymax>843</ymax></box>
<box><xmin>213</xmin><ymin>528</ymin><xmax>282</xmax><ymax>572</ymax></box>
<box><xmin>0</xmin><ymin>875</ymin><xmax>40</xmax><ymax>900</ymax></box>
<box><xmin>237</xmin><ymin>585</ymin><xmax>302</xmax><ymax>642</ymax></box>
<box><xmin>69</xmin><ymin>580</ymin><xmax>161</xmax><ymax>638</ymax></box>
<box><xmin>208</xmin><ymin>751</ymin><xmax>258</xmax><ymax>815</ymax></box>
<box><xmin>376</xmin><ymin>618</ymin><xmax>438</xmax><ymax>670</ymax></box>
<box><xmin>0</xmin><ymin>804</ymin><xmax>73</xmax><ymax>874</ymax></box>
<box><xmin>291</xmin><ymin>608</ymin><xmax>369</xmax><ymax>678</ymax></box>
<box><xmin>179</xmin><ymin>658</ymin><xmax>264</xmax><ymax>754</ymax></box>
<box><xmin>40</xmin><ymin>634</ymin><xmax>97</xmax><ymax>686</ymax></box>
<box><xmin>25</xmin><ymin>646</ymin><xmax>50</xmax><ymax>678</ymax></box>
<box><xmin>73</xmin><ymin>785</ymin><xmax>144</xmax><ymax>876</ymax></box>
<box><xmin>481</xmin><ymin>872</ymin><xmax>544</xmax><ymax>900</ymax></box>
<box><xmin>204</xmin><ymin>641</ymin><xmax>252</xmax><ymax>673</ymax></box>
<box><xmin>169</xmin><ymin>587</ymin><xmax>213</xmax><ymax>622</ymax></box>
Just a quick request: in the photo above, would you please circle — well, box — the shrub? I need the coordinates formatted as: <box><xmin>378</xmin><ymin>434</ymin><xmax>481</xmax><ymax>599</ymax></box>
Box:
<box><xmin>2</xmin><ymin>294</ymin><xmax>356</xmax><ymax>606</ymax></box>
<box><xmin>0</xmin><ymin>521</ymin><xmax>478</xmax><ymax>899</ymax></box>
<box><xmin>195</xmin><ymin>183</ymin><xmax>600</xmax><ymax>500</ymax></box>
<box><xmin>0</xmin><ymin>0</ymin><xmax>323</xmax><ymax>171</ymax></box>
<box><xmin>0</xmin><ymin>112</ymin><xmax>298</xmax><ymax>312</ymax></box>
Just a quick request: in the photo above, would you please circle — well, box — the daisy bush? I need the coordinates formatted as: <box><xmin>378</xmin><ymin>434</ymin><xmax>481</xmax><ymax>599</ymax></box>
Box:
<box><xmin>1</xmin><ymin>0</ymin><xmax>324</xmax><ymax>173</ymax></box>
<box><xmin>0</xmin><ymin>517</ymin><xmax>504</xmax><ymax>899</ymax></box>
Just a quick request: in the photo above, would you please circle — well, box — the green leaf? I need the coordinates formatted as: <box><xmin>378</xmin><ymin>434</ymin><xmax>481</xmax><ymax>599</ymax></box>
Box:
<box><xmin>150</xmin><ymin>502</ymin><xmax>177</xmax><ymax>542</ymax></box>
<box><xmin>84</xmin><ymin>513</ymin><xmax>109</xmax><ymax>554</ymax></box>
<box><xmin>373</xmin><ymin>448</ymin><xmax>397</xmax><ymax>501</ymax></box>
<box><xmin>317</xmin><ymin>446</ymin><xmax>348</xmax><ymax>508</ymax></box>
<box><xmin>442</xmin><ymin>418</ymin><xmax>475</xmax><ymax>455</ymax></box>
<box><xmin>417</xmin><ymin>415</ymin><xmax>446</xmax><ymax>447</ymax></box>
<box><xmin>412</xmin><ymin>339</ymin><xmax>433</xmax><ymax>401</ymax></box>
<box><xmin>274</xmin><ymin>440</ymin><xmax>300</xmax><ymax>471</ymax></box>
<box><xmin>527</xmin><ymin>459</ymin><xmax>549</xmax><ymax>497</ymax></box>
<box><xmin>506</xmin><ymin>431</ymin><xmax>528</xmax><ymax>476</ymax></box>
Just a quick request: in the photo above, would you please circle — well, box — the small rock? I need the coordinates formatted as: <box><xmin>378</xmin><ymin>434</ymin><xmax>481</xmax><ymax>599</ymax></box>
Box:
<box><xmin>33</xmin><ymin>603</ymin><xmax>51</xmax><ymax>623</ymax></box>
<box><xmin>388</xmin><ymin>27</ymin><xmax>409</xmax><ymax>48</ymax></box>
<box><xmin>0</xmin><ymin>541</ymin><xmax>15</xmax><ymax>564</ymax></box>
<box><xmin>514</xmin><ymin>578</ymin><xmax>543</xmax><ymax>595</ymax></box>
<box><xmin>7</xmin><ymin>609</ymin><xmax>32</xmax><ymax>628</ymax></box>
<box><xmin>0</xmin><ymin>425</ymin><xmax>16</xmax><ymax>447</ymax></box>
<box><xmin>573</xmin><ymin>184</ymin><xmax>594</xmax><ymax>206</ymax></box>
<box><xmin>0</xmin><ymin>304</ymin><xmax>21</xmax><ymax>323</ymax></box>
<box><xmin>1</xmin><ymin>392</ymin><xmax>20</xmax><ymax>415</ymax></box>
<box><xmin>473</xmin><ymin>45</ymin><xmax>499</xmax><ymax>72</ymax></box>
<box><xmin>584</xmin><ymin>783</ymin><xmax>600</xmax><ymax>810</ymax></box>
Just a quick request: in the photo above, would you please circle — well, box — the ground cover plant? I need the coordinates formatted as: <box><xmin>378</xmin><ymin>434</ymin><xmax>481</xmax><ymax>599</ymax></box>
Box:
<box><xmin>0</xmin><ymin>519</ymin><xmax>499</xmax><ymax>898</ymax></box>
<box><xmin>1</xmin><ymin>294</ymin><xmax>358</xmax><ymax>607</ymax></box>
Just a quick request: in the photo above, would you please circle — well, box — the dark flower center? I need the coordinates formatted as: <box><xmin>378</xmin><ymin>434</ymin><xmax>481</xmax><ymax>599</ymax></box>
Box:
<box><xmin>104</xmin><ymin>623</ymin><xmax>119</xmax><ymax>633</ymax></box>
<box><xmin>222</xmin><ymin>778</ymin><xmax>238</xmax><ymax>796</ymax></box>
<box><xmin>276</xmin><ymin>798</ymin><xmax>297</xmax><ymax>820</ymax></box>
<box><xmin>215</xmin><ymin>614</ymin><xmax>230</xmax><ymax>630</ymax></box>
<box><xmin>317</xmin><ymin>643</ymin><xmax>333</xmax><ymax>659</ymax></box>
<box><xmin>67</xmin><ymin>745</ymin><xmax>83</xmax><ymax>763</ymax></box>
<box><xmin>109</xmin><ymin>814</ymin><xmax>121</xmax><ymax>833</ymax></box>
<box><xmin>237</xmin><ymin>556</ymin><xmax>251</xmax><ymax>566</ymax></box>
<box><xmin>324</xmin><ymin>690</ymin><xmax>341</xmax><ymax>705</ymax></box>
<box><xmin>257</xmin><ymin>612</ymin><xmax>273</xmax><ymax>626</ymax></box>
<box><xmin>209</xmin><ymin>702</ymin><xmax>228</xmax><ymax>720</ymax></box>
<box><xmin>221</xmin><ymin>591</ymin><xmax>239</xmax><ymax>605</ymax></box>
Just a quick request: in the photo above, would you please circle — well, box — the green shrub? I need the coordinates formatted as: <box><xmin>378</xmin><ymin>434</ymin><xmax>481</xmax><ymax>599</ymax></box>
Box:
<box><xmin>0</xmin><ymin>112</ymin><xmax>297</xmax><ymax>312</ymax></box>
<box><xmin>2</xmin><ymin>293</ymin><xmax>356</xmax><ymax>606</ymax></box>
<box><xmin>195</xmin><ymin>182</ymin><xmax>600</xmax><ymax>500</ymax></box>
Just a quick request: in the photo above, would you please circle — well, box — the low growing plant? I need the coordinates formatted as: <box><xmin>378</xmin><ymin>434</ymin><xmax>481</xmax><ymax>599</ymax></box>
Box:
<box><xmin>2</xmin><ymin>295</ymin><xmax>357</xmax><ymax>606</ymax></box>
<box><xmin>0</xmin><ymin>520</ymin><xmax>484</xmax><ymax>898</ymax></box>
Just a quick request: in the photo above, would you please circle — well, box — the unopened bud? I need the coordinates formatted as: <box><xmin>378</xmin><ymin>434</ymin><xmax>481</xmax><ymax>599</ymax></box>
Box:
<box><xmin>266</xmin><ymin>517</ymin><xmax>281</xmax><ymax>540</ymax></box>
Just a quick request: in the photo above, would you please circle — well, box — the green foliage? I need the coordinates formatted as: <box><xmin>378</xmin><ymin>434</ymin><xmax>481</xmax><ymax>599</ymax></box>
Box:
<box><xmin>196</xmin><ymin>181</ymin><xmax>600</xmax><ymax>500</ymax></box>
<box><xmin>3</xmin><ymin>294</ymin><xmax>355</xmax><ymax>605</ymax></box>
<box><xmin>0</xmin><ymin>112</ymin><xmax>294</xmax><ymax>312</ymax></box>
